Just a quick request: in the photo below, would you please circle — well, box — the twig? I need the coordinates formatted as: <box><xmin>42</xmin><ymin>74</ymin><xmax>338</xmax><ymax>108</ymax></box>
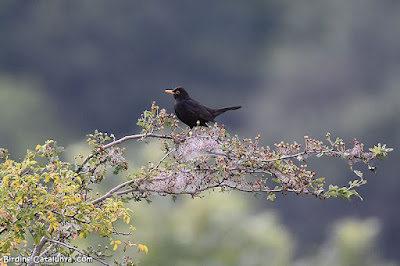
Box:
<box><xmin>39</xmin><ymin>243</ymin><xmax>54</xmax><ymax>258</ymax></box>
<box><xmin>46</xmin><ymin>238</ymin><xmax>110</xmax><ymax>266</ymax></box>
<box><xmin>91</xmin><ymin>147</ymin><xmax>175</xmax><ymax>204</ymax></box>
<box><xmin>102</xmin><ymin>133</ymin><xmax>172</xmax><ymax>150</ymax></box>
<box><xmin>91</xmin><ymin>178</ymin><xmax>140</xmax><ymax>205</ymax></box>
<box><xmin>262</xmin><ymin>151</ymin><xmax>306</xmax><ymax>162</ymax></box>
<box><xmin>76</xmin><ymin>133</ymin><xmax>172</xmax><ymax>173</ymax></box>
<box><xmin>223</xmin><ymin>183</ymin><xmax>291</xmax><ymax>194</ymax></box>
<box><xmin>110</xmin><ymin>230</ymin><xmax>132</xmax><ymax>236</ymax></box>
<box><xmin>150</xmin><ymin>148</ymin><xmax>175</xmax><ymax>172</ymax></box>
<box><xmin>99</xmin><ymin>175</ymin><xmax>172</xmax><ymax>201</ymax></box>
<box><xmin>90</xmin><ymin>176</ymin><xmax>170</xmax><ymax>204</ymax></box>
<box><xmin>50</xmin><ymin>210</ymin><xmax>89</xmax><ymax>224</ymax></box>
<box><xmin>0</xmin><ymin>227</ymin><xmax>6</xmax><ymax>234</ymax></box>
<box><xmin>262</xmin><ymin>150</ymin><xmax>336</xmax><ymax>162</ymax></box>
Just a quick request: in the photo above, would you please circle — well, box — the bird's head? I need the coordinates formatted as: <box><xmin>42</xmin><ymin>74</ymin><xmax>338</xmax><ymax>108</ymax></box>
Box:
<box><xmin>165</xmin><ymin>87</ymin><xmax>190</xmax><ymax>99</ymax></box>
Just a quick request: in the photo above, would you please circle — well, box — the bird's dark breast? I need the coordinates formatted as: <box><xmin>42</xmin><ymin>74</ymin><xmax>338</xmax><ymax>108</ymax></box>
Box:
<box><xmin>174</xmin><ymin>100</ymin><xmax>211</xmax><ymax>128</ymax></box>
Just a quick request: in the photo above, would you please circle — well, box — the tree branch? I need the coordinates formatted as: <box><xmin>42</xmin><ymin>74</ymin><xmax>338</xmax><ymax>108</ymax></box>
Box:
<box><xmin>91</xmin><ymin>145</ymin><xmax>175</xmax><ymax>205</ymax></box>
<box><xmin>89</xmin><ymin>130</ymin><xmax>391</xmax><ymax>205</ymax></box>
<box><xmin>91</xmin><ymin>178</ymin><xmax>142</xmax><ymax>205</ymax></box>
<box><xmin>46</xmin><ymin>238</ymin><xmax>110</xmax><ymax>266</ymax></box>
<box><xmin>76</xmin><ymin>133</ymin><xmax>172</xmax><ymax>173</ymax></box>
<box><xmin>39</xmin><ymin>243</ymin><xmax>54</xmax><ymax>258</ymax></box>
<box><xmin>0</xmin><ymin>227</ymin><xmax>6</xmax><ymax>235</ymax></box>
<box><xmin>110</xmin><ymin>175</ymin><xmax>294</xmax><ymax>198</ymax></box>
<box><xmin>150</xmin><ymin>147</ymin><xmax>175</xmax><ymax>171</ymax></box>
<box><xmin>28</xmin><ymin>236</ymin><xmax>48</xmax><ymax>266</ymax></box>
<box><xmin>50</xmin><ymin>209</ymin><xmax>89</xmax><ymax>224</ymax></box>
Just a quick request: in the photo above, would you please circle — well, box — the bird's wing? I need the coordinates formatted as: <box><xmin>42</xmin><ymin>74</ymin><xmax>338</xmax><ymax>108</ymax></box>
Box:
<box><xmin>184</xmin><ymin>99</ymin><xmax>215</xmax><ymax>121</ymax></box>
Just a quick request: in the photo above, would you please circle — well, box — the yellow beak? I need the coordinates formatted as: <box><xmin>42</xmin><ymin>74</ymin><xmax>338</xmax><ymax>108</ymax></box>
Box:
<box><xmin>165</xmin><ymin>90</ymin><xmax>174</xmax><ymax>94</ymax></box>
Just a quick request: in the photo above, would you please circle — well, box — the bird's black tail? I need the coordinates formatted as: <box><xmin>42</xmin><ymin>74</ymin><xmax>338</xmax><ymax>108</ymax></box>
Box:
<box><xmin>212</xmin><ymin>106</ymin><xmax>242</xmax><ymax>117</ymax></box>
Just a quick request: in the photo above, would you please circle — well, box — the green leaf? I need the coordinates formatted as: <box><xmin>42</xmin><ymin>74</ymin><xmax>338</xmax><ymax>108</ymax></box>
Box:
<box><xmin>353</xmin><ymin>170</ymin><xmax>363</xmax><ymax>178</ymax></box>
<box><xmin>272</xmin><ymin>178</ymin><xmax>281</xmax><ymax>184</ymax></box>
<box><xmin>267</xmin><ymin>193</ymin><xmax>276</xmax><ymax>201</ymax></box>
<box><xmin>328</xmin><ymin>185</ymin><xmax>338</xmax><ymax>191</ymax></box>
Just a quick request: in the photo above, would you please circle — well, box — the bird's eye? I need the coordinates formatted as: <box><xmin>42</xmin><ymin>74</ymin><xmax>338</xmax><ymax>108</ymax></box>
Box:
<box><xmin>176</xmin><ymin>90</ymin><xmax>180</xmax><ymax>94</ymax></box>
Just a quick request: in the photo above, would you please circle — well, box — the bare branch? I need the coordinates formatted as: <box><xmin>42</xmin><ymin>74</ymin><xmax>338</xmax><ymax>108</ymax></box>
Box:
<box><xmin>39</xmin><ymin>243</ymin><xmax>54</xmax><ymax>258</ymax></box>
<box><xmin>102</xmin><ymin>133</ymin><xmax>172</xmax><ymax>150</ymax></box>
<box><xmin>50</xmin><ymin>210</ymin><xmax>90</xmax><ymax>224</ymax></box>
<box><xmin>151</xmin><ymin>148</ymin><xmax>175</xmax><ymax>171</ymax></box>
<box><xmin>111</xmin><ymin>172</ymin><xmax>293</xmax><ymax>199</ymax></box>
<box><xmin>89</xmin><ymin>130</ymin><xmax>391</xmax><ymax>205</ymax></box>
<box><xmin>0</xmin><ymin>227</ymin><xmax>6</xmax><ymax>235</ymax></box>
<box><xmin>28</xmin><ymin>236</ymin><xmax>48</xmax><ymax>266</ymax></box>
<box><xmin>46</xmin><ymin>238</ymin><xmax>110</xmax><ymax>266</ymax></box>
<box><xmin>262</xmin><ymin>151</ymin><xmax>308</xmax><ymax>162</ymax></box>
<box><xmin>76</xmin><ymin>133</ymin><xmax>172</xmax><ymax>173</ymax></box>
<box><xmin>110</xmin><ymin>230</ymin><xmax>132</xmax><ymax>236</ymax></box>
<box><xmin>91</xmin><ymin>178</ymin><xmax>143</xmax><ymax>205</ymax></box>
<box><xmin>91</xmin><ymin>147</ymin><xmax>175</xmax><ymax>205</ymax></box>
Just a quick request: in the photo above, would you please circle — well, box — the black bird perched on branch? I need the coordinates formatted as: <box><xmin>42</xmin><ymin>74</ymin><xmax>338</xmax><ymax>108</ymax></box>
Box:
<box><xmin>165</xmin><ymin>87</ymin><xmax>242</xmax><ymax>128</ymax></box>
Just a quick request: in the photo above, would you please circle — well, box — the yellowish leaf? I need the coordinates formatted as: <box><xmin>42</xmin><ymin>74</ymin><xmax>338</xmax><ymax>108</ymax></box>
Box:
<box><xmin>138</xmin><ymin>244</ymin><xmax>148</xmax><ymax>254</ymax></box>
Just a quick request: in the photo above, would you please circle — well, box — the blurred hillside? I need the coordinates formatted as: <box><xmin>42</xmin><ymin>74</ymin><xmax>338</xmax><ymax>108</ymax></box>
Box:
<box><xmin>0</xmin><ymin>0</ymin><xmax>399</xmax><ymax>264</ymax></box>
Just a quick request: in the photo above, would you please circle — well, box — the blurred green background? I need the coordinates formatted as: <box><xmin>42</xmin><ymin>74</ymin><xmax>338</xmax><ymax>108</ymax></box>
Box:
<box><xmin>0</xmin><ymin>1</ymin><xmax>399</xmax><ymax>265</ymax></box>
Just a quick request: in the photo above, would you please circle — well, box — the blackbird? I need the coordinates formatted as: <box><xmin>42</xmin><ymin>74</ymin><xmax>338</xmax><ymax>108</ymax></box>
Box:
<box><xmin>165</xmin><ymin>87</ymin><xmax>242</xmax><ymax>128</ymax></box>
